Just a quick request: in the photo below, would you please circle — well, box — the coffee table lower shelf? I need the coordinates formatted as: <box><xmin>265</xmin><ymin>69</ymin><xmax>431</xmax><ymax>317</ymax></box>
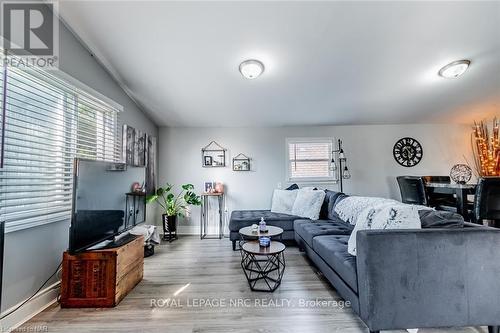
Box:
<box><xmin>240</xmin><ymin>241</ymin><xmax>286</xmax><ymax>292</ymax></box>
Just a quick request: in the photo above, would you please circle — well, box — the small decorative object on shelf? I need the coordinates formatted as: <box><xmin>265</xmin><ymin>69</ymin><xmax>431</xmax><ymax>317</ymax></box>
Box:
<box><xmin>203</xmin><ymin>156</ymin><xmax>213</xmax><ymax>166</ymax></box>
<box><xmin>450</xmin><ymin>164</ymin><xmax>473</xmax><ymax>184</ymax></box>
<box><xmin>233</xmin><ymin>153</ymin><xmax>251</xmax><ymax>171</ymax></box>
<box><xmin>472</xmin><ymin>118</ymin><xmax>500</xmax><ymax>176</ymax></box>
<box><xmin>146</xmin><ymin>183</ymin><xmax>202</xmax><ymax>242</ymax></box>
<box><xmin>202</xmin><ymin>141</ymin><xmax>227</xmax><ymax>167</ymax></box>
<box><xmin>331</xmin><ymin>139</ymin><xmax>351</xmax><ymax>192</ymax></box>
<box><xmin>131</xmin><ymin>181</ymin><xmax>145</xmax><ymax>194</ymax></box>
<box><xmin>204</xmin><ymin>181</ymin><xmax>214</xmax><ymax>193</ymax></box>
<box><xmin>214</xmin><ymin>182</ymin><xmax>224</xmax><ymax>193</ymax></box>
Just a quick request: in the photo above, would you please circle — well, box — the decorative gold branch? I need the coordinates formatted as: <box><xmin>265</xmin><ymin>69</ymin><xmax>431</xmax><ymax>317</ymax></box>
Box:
<box><xmin>472</xmin><ymin>117</ymin><xmax>500</xmax><ymax>176</ymax></box>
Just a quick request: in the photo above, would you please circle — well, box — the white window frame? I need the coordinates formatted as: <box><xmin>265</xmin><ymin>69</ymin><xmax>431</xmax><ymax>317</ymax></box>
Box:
<box><xmin>286</xmin><ymin>137</ymin><xmax>334</xmax><ymax>183</ymax></box>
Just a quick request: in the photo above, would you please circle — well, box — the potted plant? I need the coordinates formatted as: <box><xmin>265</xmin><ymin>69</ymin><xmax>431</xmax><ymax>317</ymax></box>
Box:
<box><xmin>146</xmin><ymin>183</ymin><xmax>201</xmax><ymax>241</ymax></box>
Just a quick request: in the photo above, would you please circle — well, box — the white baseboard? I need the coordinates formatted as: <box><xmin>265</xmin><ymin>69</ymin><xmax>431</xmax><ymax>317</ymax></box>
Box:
<box><xmin>0</xmin><ymin>281</ymin><xmax>60</xmax><ymax>331</ymax></box>
<box><xmin>177</xmin><ymin>225</ymin><xmax>199</xmax><ymax>235</ymax></box>
<box><xmin>176</xmin><ymin>225</ymin><xmax>229</xmax><ymax>238</ymax></box>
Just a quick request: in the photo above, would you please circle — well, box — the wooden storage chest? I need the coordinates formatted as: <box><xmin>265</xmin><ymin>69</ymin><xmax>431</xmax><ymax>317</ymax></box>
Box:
<box><xmin>60</xmin><ymin>235</ymin><xmax>144</xmax><ymax>308</ymax></box>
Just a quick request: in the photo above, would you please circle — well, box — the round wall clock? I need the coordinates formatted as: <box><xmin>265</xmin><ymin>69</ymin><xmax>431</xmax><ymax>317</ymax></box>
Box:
<box><xmin>393</xmin><ymin>137</ymin><xmax>423</xmax><ymax>167</ymax></box>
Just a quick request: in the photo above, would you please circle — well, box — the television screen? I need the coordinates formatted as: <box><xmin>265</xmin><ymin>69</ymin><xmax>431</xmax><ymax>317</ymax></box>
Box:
<box><xmin>69</xmin><ymin>159</ymin><xmax>146</xmax><ymax>253</ymax></box>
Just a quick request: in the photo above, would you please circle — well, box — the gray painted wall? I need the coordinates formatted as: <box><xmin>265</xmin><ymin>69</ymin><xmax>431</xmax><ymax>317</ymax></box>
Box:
<box><xmin>158</xmin><ymin>124</ymin><xmax>473</xmax><ymax>234</ymax></box>
<box><xmin>1</xmin><ymin>22</ymin><xmax>158</xmax><ymax>312</ymax></box>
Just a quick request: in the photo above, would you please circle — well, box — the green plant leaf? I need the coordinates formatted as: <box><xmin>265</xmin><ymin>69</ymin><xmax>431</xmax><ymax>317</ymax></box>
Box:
<box><xmin>181</xmin><ymin>183</ymin><xmax>194</xmax><ymax>191</ymax></box>
<box><xmin>146</xmin><ymin>194</ymin><xmax>158</xmax><ymax>204</ymax></box>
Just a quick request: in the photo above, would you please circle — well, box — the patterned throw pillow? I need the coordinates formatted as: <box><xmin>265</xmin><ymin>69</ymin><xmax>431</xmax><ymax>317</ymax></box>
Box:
<box><xmin>334</xmin><ymin>196</ymin><xmax>399</xmax><ymax>225</ymax></box>
<box><xmin>347</xmin><ymin>203</ymin><xmax>421</xmax><ymax>256</ymax></box>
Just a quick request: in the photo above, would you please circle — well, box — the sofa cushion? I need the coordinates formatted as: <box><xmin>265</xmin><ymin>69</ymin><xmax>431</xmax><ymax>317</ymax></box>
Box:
<box><xmin>229</xmin><ymin>210</ymin><xmax>300</xmax><ymax>232</ymax></box>
<box><xmin>285</xmin><ymin>183</ymin><xmax>299</xmax><ymax>190</ymax></box>
<box><xmin>294</xmin><ymin>220</ymin><xmax>354</xmax><ymax>246</ymax></box>
<box><xmin>419</xmin><ymin>209</ymin><xmax>464</xmax><ymax>228</ymax></box>
<box><xmin>312</xmin><ymin>235</ymin><xmax>358</xmax><ymax>292</ymax></box>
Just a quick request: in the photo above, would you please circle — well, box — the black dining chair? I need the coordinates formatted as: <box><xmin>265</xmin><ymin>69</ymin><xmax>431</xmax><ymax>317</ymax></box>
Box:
<box><xmin>397</xmin><ymin>176</ymin><xmax>428</xmax><ymax>206</ymax></box>
<box><xmin>473</xmin><ymin>177</ymin><xmax>500</xmax><ymax>227</ymax></box>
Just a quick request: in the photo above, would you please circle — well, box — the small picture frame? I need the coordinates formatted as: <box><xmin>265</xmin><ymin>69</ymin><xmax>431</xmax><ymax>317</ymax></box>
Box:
<box><xmin>204</xmin><ymin>156</ymin><xmax>213</xmax><ymax>166</ymax></box>
<box><xmin>204</xmin><ymin>182</ymin><xmax>213</xmax><ymax>193</ymax></box>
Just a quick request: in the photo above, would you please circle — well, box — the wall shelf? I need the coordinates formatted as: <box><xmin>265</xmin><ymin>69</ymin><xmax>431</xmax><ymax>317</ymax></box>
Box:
<box><xmin>232</xmin><ymin>153</ymin><xmax>251</xmax><ymax>171</ymax></box>
<box><xmin>201</xmin><ymin>141</ymin><xmax>227</xmax><ymax>167</ymax></box>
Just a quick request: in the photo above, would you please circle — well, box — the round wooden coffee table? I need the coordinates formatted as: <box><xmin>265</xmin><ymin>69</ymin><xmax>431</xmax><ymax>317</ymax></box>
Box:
<box><xmin>240</xmin><ymin>241</ymin><xmax>286</xmax><ymax>292</ymax></box>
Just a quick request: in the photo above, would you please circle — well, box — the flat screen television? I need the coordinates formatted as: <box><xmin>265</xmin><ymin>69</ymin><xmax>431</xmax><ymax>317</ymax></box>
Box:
<box><xmin>69</xmin><ymin>158</ymin><xmax>146</xmax><ymax>254</ymax></box>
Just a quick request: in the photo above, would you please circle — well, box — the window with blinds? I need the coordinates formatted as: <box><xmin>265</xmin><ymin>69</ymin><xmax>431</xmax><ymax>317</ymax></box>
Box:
<box><xmin>287</xmin><ymin>138</ymin><xmax>333</xmax><ymax>182</ymax></box>
<box><xmin>0</xmin><ymin>67</ymin><xmax>121</xmax><ymax>233</ymax></box>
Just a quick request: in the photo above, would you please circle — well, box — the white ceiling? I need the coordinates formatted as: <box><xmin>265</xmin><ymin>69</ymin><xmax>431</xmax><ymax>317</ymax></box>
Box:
<box><xmin>59</xmin><ymin>1</ymin><xmax>500</xmax><ymax>127</ymax></box>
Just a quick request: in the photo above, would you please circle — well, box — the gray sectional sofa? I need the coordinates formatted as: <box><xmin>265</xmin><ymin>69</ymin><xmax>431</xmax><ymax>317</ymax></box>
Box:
<box><xmin>229</xmin><ymin>190</ymin><xmax>500</xmax><ymax>333</ymax></box>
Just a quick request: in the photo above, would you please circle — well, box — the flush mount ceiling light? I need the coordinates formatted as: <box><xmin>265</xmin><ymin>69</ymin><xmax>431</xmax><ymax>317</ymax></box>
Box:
<box><xmin>438</xmin><ymin>60</ymin><xmax>471</xmax><ymax>78</ymax></box>
<box><xmin>239</xmin><ymin>59</ymin><xmax>265</xmax><ymax>79</ymax></box>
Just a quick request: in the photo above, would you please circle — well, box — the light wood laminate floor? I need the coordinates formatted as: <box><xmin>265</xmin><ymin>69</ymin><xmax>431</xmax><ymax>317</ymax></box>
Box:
<box><xmin>20</xmin><ymin>237</ymin><xmax>487</xmax><ymax>333</ymax></box>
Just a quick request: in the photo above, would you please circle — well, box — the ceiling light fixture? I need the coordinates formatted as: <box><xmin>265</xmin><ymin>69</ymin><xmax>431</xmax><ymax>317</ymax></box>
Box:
<box><xmin>239</xmin><ymin>59</ymin><xmax>264</xmax><ymax>79</ymax></box>
<box><xmin>438</xmin><ymin>60</ymin><xmax>471</xmax><ymax>79</ymax></box>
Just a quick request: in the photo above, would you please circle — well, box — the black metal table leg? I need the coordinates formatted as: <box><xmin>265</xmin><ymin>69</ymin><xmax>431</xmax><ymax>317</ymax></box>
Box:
<box><xmin>240</xmin><ymin>245</ymin><xmax>286</xmax><ymax>292</ymax></box>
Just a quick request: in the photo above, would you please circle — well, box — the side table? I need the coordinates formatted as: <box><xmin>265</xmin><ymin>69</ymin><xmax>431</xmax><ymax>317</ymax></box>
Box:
<box><xmin>240</xmin><ymin>241</ymin><xmax>286</xmax><ymax>292</ymax></box>
<box><xmin>200</xmin><ymin>192</ymin><xmax>225</xmax><ymax>239</ymax></box>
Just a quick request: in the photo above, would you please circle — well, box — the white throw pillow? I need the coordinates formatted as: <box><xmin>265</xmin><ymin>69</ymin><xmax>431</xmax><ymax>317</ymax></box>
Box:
<box><xmin>347</xmin><ymin>203</ymin><xmax>421</xmax><ymax>256</ymax></box>
<box><xmin>291</xmin><ymin>189</ymin><xmax>326</xmax><ymax>220</ymax></box>
<box><xmin>271</xmin><ymin>189</ymin><xmax>298</xmax><ymax>214</ymax></box>
<box><xmin>334</xmin><ymin>196</ymin><xmax>399</xmax><ymax>225</ymax></box>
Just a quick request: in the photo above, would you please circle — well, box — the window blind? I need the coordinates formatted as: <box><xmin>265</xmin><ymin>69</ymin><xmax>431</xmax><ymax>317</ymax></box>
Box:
<box><xmin>288</xmin><ymin>139</ymin><xmax>333</xmax><ymax>181</ymax></box>
<box><xmin>0</xmin><ymin>66</ymin><xmax>121</xmax><ymax>233</ymax></box>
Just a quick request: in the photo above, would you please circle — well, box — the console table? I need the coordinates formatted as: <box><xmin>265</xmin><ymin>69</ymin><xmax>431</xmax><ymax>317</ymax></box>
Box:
<box><xmin>200</xmin><ymin>192</ymin><xmax>225</xmax><ymax>239</ymax></box>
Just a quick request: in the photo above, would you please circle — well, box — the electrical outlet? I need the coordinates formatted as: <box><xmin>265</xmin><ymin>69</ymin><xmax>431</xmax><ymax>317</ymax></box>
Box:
<box><xmin>277</xmin><ymin>182</ymin><xmax>282</xmax><ymax>189</ymax></box>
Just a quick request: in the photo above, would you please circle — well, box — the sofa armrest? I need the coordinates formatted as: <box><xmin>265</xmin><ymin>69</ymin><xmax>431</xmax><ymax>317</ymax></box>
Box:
<box><xmin>356</xmin><ymin>228</ymin><xmax>500</xmax><ymax>331</ymax></box>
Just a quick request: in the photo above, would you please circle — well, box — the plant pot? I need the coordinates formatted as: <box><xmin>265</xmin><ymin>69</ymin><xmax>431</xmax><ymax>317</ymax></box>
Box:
<box><xmin>162</xmin><ymin>214</ymin><xmax>178</xmax><ymax>242</ymax></box>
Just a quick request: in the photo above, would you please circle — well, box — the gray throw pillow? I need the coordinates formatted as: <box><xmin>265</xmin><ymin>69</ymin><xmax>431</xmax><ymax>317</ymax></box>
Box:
<box><xmin>418</xmin><ymin>210</ymin><xmax>464</xmax><ymax>228</ymax></box>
